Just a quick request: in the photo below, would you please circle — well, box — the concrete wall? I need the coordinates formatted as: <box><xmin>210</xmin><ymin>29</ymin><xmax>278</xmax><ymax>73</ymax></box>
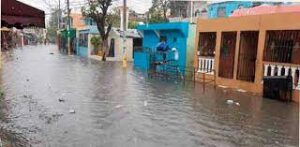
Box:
<box><xmin>195</xmin><ymin>12</ymin><xmax>300</xmax><ymax>102</ymax></box>
<box><xmin>76</xmin><ymin>29</ymin><xmax>90</xmax><ymax>57</ymax></box>
<box><xmin>186</xmin><ymin>24</ymin><xmax>196</xmax><ymax>69</ymax></box>
<box><xmin>136</xmin><ymin>22</ymin><xmax>189</xmax><ymax>70</ymax></box>
<box><xmin>107</xmin><ymin>36</ymin><xmax>134</xmax><ymax>61</ymax></box>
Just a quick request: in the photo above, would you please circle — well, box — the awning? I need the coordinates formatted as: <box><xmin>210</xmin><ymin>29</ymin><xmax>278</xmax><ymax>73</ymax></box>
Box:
<box><xmin>1</xmin><ymin>0</ymin><xmax>45</xmax><ymax>28</ymax></box>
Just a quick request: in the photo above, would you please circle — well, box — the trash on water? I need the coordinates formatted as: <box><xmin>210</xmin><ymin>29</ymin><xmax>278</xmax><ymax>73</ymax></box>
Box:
<box><xmin>237</xmin><ymin>89</ymin><xmax>247</xmax><ymax>93</ymax></box>
<box><xmin>58</xmin><ymin>98</ymin><xmax>65</xmax><ymax>102</ymax></box>
<box><xmin>115</xmin><ymin>104</ymin><xmax>123</xmax><ymax>109</ymax></box>
<box><xmin>235</xmin><ymin>102</ymin><xmax>240</xmax><ymax>106</ymax></box>
<box><xmin>26</xmin><ymin>79</ymin><xmax>30</xmax><ymax>82</ymax></box>
<box><xmin>49</xmin><ymin>52</ymin><xmax>54</xmax><ymax>55</ymax></box>
<box><xmin>218</xmin><ymin>85</ymin><xmax>228</xmax><ymax>88</ymax></box>
<box><xmin>69</xmin><ymin>109</ymin><xmax>75</xmax><ymax>113</ymax></box>
<box><xmin>226</xmin><ymin>99</ymin><xmax>234</xmax><ymax>104</ymax></box>
<box><xmin>144</xmin><ymin>101</ymin><xmax>148</xmax><ymax>106</ymax></box>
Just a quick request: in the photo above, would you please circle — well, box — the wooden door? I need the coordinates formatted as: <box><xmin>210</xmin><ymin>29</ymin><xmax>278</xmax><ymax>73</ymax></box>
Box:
<box><xmin>218</xmin><ymin>32</ymin><xmax>237</xmax><ymax>79</ymax></box>
<box><xmin>237</xmin><ymin>31</ymin><xmax>259</xmax><ymax>82</ymax></box>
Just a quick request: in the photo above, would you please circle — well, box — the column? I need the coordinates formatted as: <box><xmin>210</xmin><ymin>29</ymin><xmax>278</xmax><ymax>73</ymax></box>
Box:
<box><xmin>285</xmin><ymin>67</ymin><xmax>289</xmax><ymax>76</ymax></box>
<box><xmin>270</xmin><ymin>65</ymin><xmax>275</xmax><ymax>76</ymax></box>
<box><xmin>277</xmin><ymin>65</ymin><xmax>282</xmax><ymax>76</ymax></box>
<box><xmin>291</xmin><ymin>67</ymin><xmax>296</xmax><ymax>89</ymax></box>
<box><xmin>264</xmin><ymin>64</ymin><xmax>268</xmax><ymax>76</ymax></box>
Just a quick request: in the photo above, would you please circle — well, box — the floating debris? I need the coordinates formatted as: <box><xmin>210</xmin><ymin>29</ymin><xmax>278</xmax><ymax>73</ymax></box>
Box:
<box><xmin>58</xmin><ymin>98</ymin><xmax>65</xmax><ymax>102</ymax></box>
<box><xmin>114</xmin><ymin>104</ymin><xmax>123</xmax><ymax>109</ymax></box>
<box><xmin>218</xmin><ymin>85</ymin><xmax>228</xmax><ymax>88</ymax></box>
<box><xmin>144</xmin><ymin>101</ymin><xmax>148</xmax><ymax>106</ymax></box>
<box><xmin>26</xmin><ymin>79</ymin><xmax>30</xmax><ymax>82</ymax></box>
<box><xmin>237</xmin><ymin>89</ymin><xmax>247</xmax><ymax>93</ymax></box>
<box><xmin>49</xmin><ymin>52</ymin><xmax>54</xmax><ymax>55</ymax></box>
<box><xmin>226</xmin><ymin>99</ymin><xmax>234</xmax><ymax>104</ymax></box>
<box><xmin>235</xmin><ymin>102</ymin><xmax>240</xmax><ymax>106</ymax></box>
<box><xmin>69</xmin><ymin>109</ymin><xmax>75</xmax><ymax>114</ymax></box>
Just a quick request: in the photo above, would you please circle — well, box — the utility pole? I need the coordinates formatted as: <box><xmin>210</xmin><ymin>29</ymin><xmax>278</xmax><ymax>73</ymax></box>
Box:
<box><xmin>67</xmin><ymin>0</ymin><xmax>71</xmax><ymax>55</ymax></box>
<box><xmin>190</xmin><ymin>0</ymin><xmax>193</xmax><ymax>23</ymax></box>
<box><xmin>122</xmin><ymin>0</ymin><xmax>127</xmax><ymax>68</ymax></box>
<box><xmin>58</xmin><ymin>0</ymin><xmax>61</xmax><ymax>29</ymax></box>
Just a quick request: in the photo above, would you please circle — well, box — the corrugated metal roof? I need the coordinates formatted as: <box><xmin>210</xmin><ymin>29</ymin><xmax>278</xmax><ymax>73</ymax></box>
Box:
<box><xmin>1</xmin><ymin>0</ymin><xmax>45</xmax><ymax>28</ymax></box>
<box><xmin>232</xmin><ymin>5</ymin><xmax>300</xmax><ymax>16</ymax></box>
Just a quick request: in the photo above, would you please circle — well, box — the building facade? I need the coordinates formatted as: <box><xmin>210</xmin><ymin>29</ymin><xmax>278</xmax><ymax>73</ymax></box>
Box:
<box><xmin>194</xmin><ymin>12</ymin><xmax>300</xmax><ymax>102</ymax></box>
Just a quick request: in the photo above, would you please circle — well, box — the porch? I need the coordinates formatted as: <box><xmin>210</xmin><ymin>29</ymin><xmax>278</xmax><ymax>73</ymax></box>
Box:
<box><xmin>194</xmin><ymin>13</ymin><xmax>300</xmax><ymax>102</ymax></box>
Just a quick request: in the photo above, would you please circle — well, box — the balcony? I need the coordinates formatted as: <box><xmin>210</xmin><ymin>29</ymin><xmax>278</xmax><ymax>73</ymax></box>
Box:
<box><xmin>197</xmin><ymin>56</ymin><xmax>215</xmax><ymax>75</ymax></box>
<box><xmin>263</xmin><ymin>62</ymin><xmax>300</xmax><ymax>90</ymax></box>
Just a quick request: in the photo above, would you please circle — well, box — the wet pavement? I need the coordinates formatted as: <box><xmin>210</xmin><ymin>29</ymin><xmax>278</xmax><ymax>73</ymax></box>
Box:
<box><xmin>0</xmin><ymin>45</ymin><xmax>299</xmax><ymax>147</ymax></box>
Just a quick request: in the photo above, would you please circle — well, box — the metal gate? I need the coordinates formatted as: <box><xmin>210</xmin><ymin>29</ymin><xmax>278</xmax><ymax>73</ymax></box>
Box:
<box><xmin>218</xmin><ymin>32</ymin><xmax>237</xmax><ymax>79</ymax></box>
<box><xmin>237</xmin><ymin>31</ymin><xmax>259</xmax><ymax>82</ymax></box>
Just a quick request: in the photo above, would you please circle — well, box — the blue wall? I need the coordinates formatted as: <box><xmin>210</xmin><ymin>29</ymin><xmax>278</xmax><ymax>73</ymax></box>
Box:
<box><xmin>134</xmin><ymin>22</ymin><xmax>189</xmax><ymax>71</ymax></box>
<box><xmin>208</xmin><ymin>1</ymin><xmax>253</xmax><ymax>18</ymax></box>
<box><xmin>77</xmin><ymin>29</ymin><xmax>89</xmax><ymax>57</ymax></box>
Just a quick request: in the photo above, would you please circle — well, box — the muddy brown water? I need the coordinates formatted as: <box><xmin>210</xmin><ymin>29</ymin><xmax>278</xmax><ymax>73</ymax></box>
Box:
<box><xmin>0</xmin><ymin>45</ymin><xmax>298</xmax><ymax>147</ymax></box>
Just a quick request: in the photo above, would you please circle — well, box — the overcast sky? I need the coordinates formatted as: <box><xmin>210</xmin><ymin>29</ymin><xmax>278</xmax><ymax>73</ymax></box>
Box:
<box><xmin>18</xmin><ymin>0</ymin><xmax>152</xmax><ymax>24</ymax></box>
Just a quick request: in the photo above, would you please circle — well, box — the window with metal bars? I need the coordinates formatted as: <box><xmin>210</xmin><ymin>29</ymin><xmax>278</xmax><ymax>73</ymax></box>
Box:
<box><xmin>197</xmin><ymin>32</ymin><xmax>216</xmax><ymax>57</ymax></box>
<box><xmin>264</xmin><ymin>30</ymin><xmax>300</xmax><ymax>64</ymax></box>
<box><xmin>219</xmin><ymin>31</ymin><xmax>237</xmax><ymax>79</ymax></box>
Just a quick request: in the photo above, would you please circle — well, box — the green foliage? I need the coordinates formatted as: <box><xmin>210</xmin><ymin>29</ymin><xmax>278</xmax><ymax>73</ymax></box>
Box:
<box><xmin>47</xmin><ymin>9</ymin><xmax>60</xmax><ymax>43</ymax></box>
<box><xmin>90</xmin><ymin>36</ymin><xmax>101</xmax><ymax>50</ymax></box>
<box><xmin>149</xmin><ymin>12</ymin><xmax>166</xmax><ymax>24</ymax></box>
<box><xmin>148</xmin><ymin>0</ymin><xmax>170</xmax><ymax>23</ymax></box>
<box><xmin>128</xmin><ymin>21</ymin><xmax>138</xmax><ymax>29</ymax></box>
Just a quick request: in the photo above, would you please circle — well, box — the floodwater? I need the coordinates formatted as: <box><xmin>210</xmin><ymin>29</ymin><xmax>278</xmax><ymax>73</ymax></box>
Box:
<box><xmin>0</xmin><ymin>45</ymin><xmax>298</xmax><ymax>147</ymax></box>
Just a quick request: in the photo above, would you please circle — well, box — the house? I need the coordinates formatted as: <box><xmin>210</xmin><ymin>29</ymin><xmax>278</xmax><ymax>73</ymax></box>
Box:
<box><xmin>57</xmin><ymin>28</ymin><xmax>76</xmax><ymax>54</ymax></box>
<box><xmin>194</xmin><ymin>12</ymin><xmax>300</xmax><ymax>102</ymax></box>
<box><xmin>76</xmin><ymin>26</ymin><xmax>142</xmax><ymax>61</ymax></box>
<box><xmin>134</xmin><ymin>22</ymin><xmax>196</xmax><ymax>72</ymax></box>
<box><xmin>207</xmin><ymin>1</ymin><xmax>253</xmax><ymax>18</ymax></box>
<box><xmin>232</xmin><ymin>5</ymin><xmax>300</xmax><ymax>16</ymax></box>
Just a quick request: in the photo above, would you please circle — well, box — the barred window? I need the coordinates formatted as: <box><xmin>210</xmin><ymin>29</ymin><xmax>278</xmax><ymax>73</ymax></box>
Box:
<box><xmin>264</xmin><ymin>30</ymin><xmax>300</xmax><ymax>64</ymax></box>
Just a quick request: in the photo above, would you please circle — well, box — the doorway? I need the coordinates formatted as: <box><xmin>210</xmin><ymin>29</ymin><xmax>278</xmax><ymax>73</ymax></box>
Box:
<box><xmin>237</xmin><ymin>31</ymin><xmax>259</xmax><ymax>82</ymax></box>
<box><xmin>108</xmin><ymin>38</ymin><xmax>115</xmax><ymax>57</ymax></box>
<box><xmin>218</xmin><ymin>32</ymin><xmax>237</xmax><ymax>79</ymax></box>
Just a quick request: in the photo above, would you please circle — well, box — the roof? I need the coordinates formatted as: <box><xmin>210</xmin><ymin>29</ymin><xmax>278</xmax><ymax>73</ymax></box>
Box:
<box><xmin>232</xmin><ymin>5</ymin><xmax>300</xmax><ymax>17</ymax></box>
<box><xmin>137</xmin><ymin>22</ymin><xmax>189</xmax><ymax>37</ymax></box>
<box><xmin>1</xmin><ymin>0</ymin><xmax>45</xmax><ymax>28</ymax></box>
<box><xmin>83</xmin><ymin>25</ymin><xmax>141</xmax><ymax>38</ymax></box>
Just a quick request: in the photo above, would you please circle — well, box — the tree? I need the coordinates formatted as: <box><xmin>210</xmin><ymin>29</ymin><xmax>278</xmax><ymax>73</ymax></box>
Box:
<box><xmin>82</xmin><ymin>0</ymin><xmax>115</xmax><ymax>61</ymax></box>
<box><xmin>159</xmin><ymin>0</ymin><xmax>170</xmax><ymax>21</ymax></box>
<box><xmin>128</xmin><ymin>21</ymin><xmax>138</xmax><ymax>29</ymax></box>
<box><xmin>148</xmin><ymin>0</ymin><xmax>170</xmax><ymax>23</ymax></box>
<box><xmin>169</xmin><ymin>1</ymin><xmax>187</xmax><ymax>18</ymax></box>
<box><xmin>47</xmin><ymin>8</ymin><xmax>60</xmax><ymax>43</ymax></box>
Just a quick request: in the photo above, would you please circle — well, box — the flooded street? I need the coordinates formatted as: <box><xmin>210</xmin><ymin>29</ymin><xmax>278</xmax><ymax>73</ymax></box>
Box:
<box><xmin>0</xmin><ymin>45</ymin><xmax>298</xmax><ymax>147</ymax></box>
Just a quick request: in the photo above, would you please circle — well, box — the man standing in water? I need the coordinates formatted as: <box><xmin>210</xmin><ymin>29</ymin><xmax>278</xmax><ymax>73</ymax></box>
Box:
<box><xmin>156</xmin><ymin>37</ymin><xmax>170</xmax><ymax>63</ymax></box>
